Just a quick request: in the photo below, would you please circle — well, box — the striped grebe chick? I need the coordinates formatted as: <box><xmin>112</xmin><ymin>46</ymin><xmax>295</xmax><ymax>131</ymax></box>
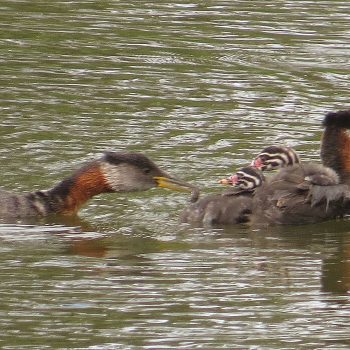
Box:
<box><xmin>181</xmin><ymin>166</ymin><xmax>264</xmax><ymax>226</ymax></box>
<box><xmin>219</xmin><ymin>166</ymin><xmax>265</xmax><ymax>191</ymax></box>
<box><xmin>252</xmin><ymin>145</ymin><xmax>300</xmax><ymax>171</ymax></box>
<box><xmin>249</xmin><ymin>144</ymin><xmax>350</xmax><ymax>225</ymax></box>
<box><xmin>0</xmin><ymin>151</ymin><xmax>198</xmax><ymax>218</ymax></box>
<box><xmin>252</xmin><ymin>145</ymin><xmax>340</xmax><ymax>186</ymax></box>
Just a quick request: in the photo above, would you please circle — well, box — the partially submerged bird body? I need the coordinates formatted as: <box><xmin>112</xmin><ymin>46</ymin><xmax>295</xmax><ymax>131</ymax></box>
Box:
<box><xmin>0</xmin><ymin>152</ymin><xmax>197</xmax><ymax>219</ymax></box>
<box><xmin>250</xmin><ymin>162</ymin><xmax>348</xmax><ymax>225</ymax></box>
<box><xmin>183</xmin><ymin>139</ymin><xmax>350</xmax><ymax>227</ymax></box>
<box><xmin>180</xmin><ymin>191</ymin><xmax>253</xmax><ymax>226</ymax></box>
<box><xmin>251</xmin><ymin>146</ymin><xmax>350</xmax><ymax>225</ymax></box>
<box><xmin>180</xmin><ymin>166</ymin><xmax>264</xmax><ymax>226</ymax></box>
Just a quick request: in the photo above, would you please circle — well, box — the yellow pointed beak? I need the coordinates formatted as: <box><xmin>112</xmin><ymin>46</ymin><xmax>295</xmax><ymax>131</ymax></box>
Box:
<box><xmin>154</xmin><ymin>176</ymin><xmax>194</xmax><ymax>192</ymax></box>
<box><xmin>154</xmin><ymin>176</ymin><xmax>200</xmax><ymax>202</ymax></box>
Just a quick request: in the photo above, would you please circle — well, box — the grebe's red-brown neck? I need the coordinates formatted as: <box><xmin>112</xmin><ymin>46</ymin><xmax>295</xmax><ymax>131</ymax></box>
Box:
<box><xmin>46</xmin><ymin>161</ymin><xmax>112</xmax><ymax>215</ymax></box>
<box><xmin>321</xmin><ymin>110</ymin><xmax>350</xmax><ymax>182</ymax></box>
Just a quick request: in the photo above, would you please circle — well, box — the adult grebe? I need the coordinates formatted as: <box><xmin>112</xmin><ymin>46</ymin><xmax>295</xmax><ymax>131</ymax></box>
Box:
<box><xmin>0</xmin><ymin>151</ymin><xmax>198</xmax><ymax>218</ymax></box>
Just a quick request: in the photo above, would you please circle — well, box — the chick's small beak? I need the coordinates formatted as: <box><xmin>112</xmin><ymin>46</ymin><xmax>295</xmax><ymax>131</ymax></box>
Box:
<box><xmin>219</xmin><ymin>178</ymin><xmax>232</xmax><ymax>185</ymax></box>
<box><xmin>219</xmin><ymin>174</ymin><xmax>239</xmax><ymax>186</ymax></box>
<box><xmin>154</xmin><ymin>176</ymin><xmax>198</xmax><ymax>193</ymax></box>
<box><xmin>229</xmin><ymin>175</ymin><xmax>239</xmax><ymax>186</ymax></box>
<box><xmin>251</xmin><ymin>157</ymin><xmax>263</xmax><ymax>169</ymax></box>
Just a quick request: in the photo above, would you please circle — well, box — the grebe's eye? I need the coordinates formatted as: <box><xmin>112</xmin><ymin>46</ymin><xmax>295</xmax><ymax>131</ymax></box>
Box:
<box><xmin>143</xmin><ymin>168</ymin><xmax>151</xmax><ymax>175</ymax></box>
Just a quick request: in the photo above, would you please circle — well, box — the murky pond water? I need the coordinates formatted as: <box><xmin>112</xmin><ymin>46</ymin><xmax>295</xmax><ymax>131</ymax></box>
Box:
<box><xmin>1</xmin><ymin>1</ymin><xmax>350</xmax><ymax>349</ymax></box>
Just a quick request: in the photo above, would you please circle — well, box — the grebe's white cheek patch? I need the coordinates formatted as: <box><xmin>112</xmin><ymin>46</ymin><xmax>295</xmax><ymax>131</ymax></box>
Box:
<box><xmin>100</xmin><ymin>163</ymin><xmax>155</xmax><ymax>192</ymax></box>
<box><xmin>101</xmin><ymin>163</ymin><xmax>131</xmax><ymax>192</ymax></box>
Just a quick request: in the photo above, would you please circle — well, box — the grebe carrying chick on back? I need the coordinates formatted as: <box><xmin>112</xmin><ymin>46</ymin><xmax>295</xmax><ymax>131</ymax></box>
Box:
<box><xmin>181</xmin><ymin>110</ymin><xmax>350</xmax><ymax>226</ymax></box>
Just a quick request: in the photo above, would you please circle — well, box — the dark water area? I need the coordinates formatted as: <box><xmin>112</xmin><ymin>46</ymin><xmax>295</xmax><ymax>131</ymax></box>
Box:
<box><xmin>0</xmin><ymin>1</ymin><xmax>350</xmax><ymax>349</ymax></box>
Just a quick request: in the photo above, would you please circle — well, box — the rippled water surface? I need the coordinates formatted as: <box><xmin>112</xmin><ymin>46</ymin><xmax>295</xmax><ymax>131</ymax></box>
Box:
<box><xmin>1</xmin><ymin>1</ymin><xmax>350</xmax><ymax>349</ymax></box>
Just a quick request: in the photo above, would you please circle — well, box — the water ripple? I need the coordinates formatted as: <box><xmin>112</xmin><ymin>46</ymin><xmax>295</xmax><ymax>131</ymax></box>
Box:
<box><xmin>1</xmin><ymin>1</ymin><xmax>350</xmax><ymax>349</ymax></box>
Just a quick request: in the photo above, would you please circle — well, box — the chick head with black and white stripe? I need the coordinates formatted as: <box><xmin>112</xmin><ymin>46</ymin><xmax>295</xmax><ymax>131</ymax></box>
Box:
<box><xmin>220</xmin><ymin>166</ymin><xmax>265</xmax><ymax>191</ymax></box>
<box><xmin>251</xmin><ymin>146</ymin><xmax>300</xmax><ymax>171</ymax></box>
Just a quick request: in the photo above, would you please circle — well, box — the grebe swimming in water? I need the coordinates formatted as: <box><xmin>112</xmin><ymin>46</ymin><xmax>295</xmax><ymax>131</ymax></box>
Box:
<box><xmin>0</xmin><ymin>151</ymin><xmax>198</xmax><ymax>219</ymax></box>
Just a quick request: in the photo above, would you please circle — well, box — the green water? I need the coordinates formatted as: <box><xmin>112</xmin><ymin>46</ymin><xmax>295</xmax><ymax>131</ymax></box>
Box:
<box><xmin>0</xmin><ymin>1</ymin><xmax>350</xmax><ymax>349</ymax></box>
